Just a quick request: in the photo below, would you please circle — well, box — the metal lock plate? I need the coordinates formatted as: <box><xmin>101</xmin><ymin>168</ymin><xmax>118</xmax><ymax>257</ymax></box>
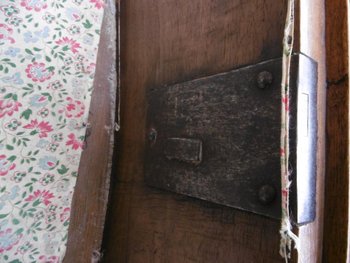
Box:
<box><xmin>145</xmin><ymin>54</ymin><xmax>317</xmax><ymax>224</ymax></box>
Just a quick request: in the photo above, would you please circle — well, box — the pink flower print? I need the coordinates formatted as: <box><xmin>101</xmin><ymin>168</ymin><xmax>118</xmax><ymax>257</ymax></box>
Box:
<box><xmin>39</xmin><ymin>255</ymin><xmax>60</xmax><ymax>263</ymax></box>
<box><xmin>0</xmin><ymin>96</ymin><xmax>22</xmax><ymax>118</ymax></box>
<box><xmin>282</xmin><ymin>188</ymin><xmax>288</xmax><ymax>198</ymax></box>
<box><xmin>23</xmin><ymin>119</ymin><xmax>53</xmax><ymax>138</ymax></box>
<box><xmin>282</xmin><ymin>96</ymin><xmax>289</xmax><ymax>111</ymax></box>
<box><xmin>90</xmin><ymin>0</ymin><xmax>105</xmax><ymax>9</ymax></box>
<box><xmin>60</xmin><ymin>97</ymin><xmax>85</xmax><ymax>118</ymax></box>
<box><xmin>65</xmin><ymin>7</ymin><xmax>82</xmax><ymax>21</ymax></box>
<box><xmin>25</xmin><ymin>190</ymin><xmax>54</xmax><ymax>206</ymax></box>
<box><xmin>25</xmin><ymin>62</ymin><xmax>54</xmax><ymax>82</ymax></box>
<box><xmin>38</xmin><ymin>156</ymin><xmax>58</xmax><ymax>170</ymax></box>
<box><xmin>20</xmin><ymin>0</ymin><xmax>48</xmax><ymax>12</ymax></box>
<box><xmin>66</xmin><ymin>133</ymin><xmax>84</xmax><ymax>150</ymax></box>
<box><xmin>29</xmin><ymin>94</ymin><xmax>49</xmax><ymax>108</ymax></box>
<box><xmin>280</xmin><ymin>148</ymin><xmax>285</xmax><ymax>156</ymax></box>
<box><xmin>60</xmin><ymin>207</ymin><xmax>70</xmax><ymax>222</ymax></box>
<box><xmin>0</xmin><ymin>23</ymin><xmax>15</xmax><ymax>44</ymax></box>
<box><xmin>0</xmin><ymin>155</ymin><xmax>16</xmax><ymax>176</ymax></box>
<box><xmin>55</xmin><ymin>37</ymin><xmax>81</xmax><ymax>54</ymax></box>
<box><xmin>0</xmin><ymin>228</ymin><xmax>23</xmax><ymax>253</ymax></box>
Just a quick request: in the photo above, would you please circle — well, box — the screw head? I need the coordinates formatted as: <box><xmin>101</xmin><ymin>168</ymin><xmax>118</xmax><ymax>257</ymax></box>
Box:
<box><xmin>148</xmin><ymin>128</ymin><xmax>157</xmax><ymax>143</ymax></box>
<box><xmin>256</xmin><ymin>71</ymin><xmax>273</xmax><ymax>89</ymax></box>
<box><xmin>258</xmin><ymin>184</ymin><xmax>276</xmax><ymax>205</ymax></box>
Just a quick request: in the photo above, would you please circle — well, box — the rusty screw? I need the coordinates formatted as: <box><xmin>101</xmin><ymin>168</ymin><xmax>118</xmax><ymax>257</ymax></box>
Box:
<box><xmin>258</xmin><ymin>184</ymin><xmax>276</xmax><ymax>205</ymax></box>
<box><xmin>148</xmin><ymin>128</ymin><xmax>157</xmax><ymax>143</ymax></box>
<box><xmin>256</xmin><ymin>71</ymin><xmax>273</xmax><ymax>89</ymax></box>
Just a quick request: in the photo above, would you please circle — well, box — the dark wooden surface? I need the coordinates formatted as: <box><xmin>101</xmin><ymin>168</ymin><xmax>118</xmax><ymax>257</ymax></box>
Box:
<box><xmin>63</xmin><ymin>6</ymin><xmax>118</xmax><ymax>263</ymax></box>
<box><xmin>323</xmin><ymin>0</ymin><xmax>349</xmax><ymax>261</ymax></box>
<box><xmin>102</xmin><ymin>0</ymin><xmax>290</xmax><ymax>262</ymax></box>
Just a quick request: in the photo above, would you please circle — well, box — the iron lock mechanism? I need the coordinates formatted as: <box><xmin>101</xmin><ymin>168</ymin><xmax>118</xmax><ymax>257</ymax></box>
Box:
<box><xmin>144</xmin><ymin>53</ymin><xmax>317</xmax><ymax>225</ymax></box>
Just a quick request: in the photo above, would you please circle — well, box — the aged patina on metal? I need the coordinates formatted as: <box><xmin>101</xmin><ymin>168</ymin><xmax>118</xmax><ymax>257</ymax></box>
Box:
<box><xmin>145</xmin><ymin>54</ymin><xmax>317</xmax><ymax>224</ymax></box>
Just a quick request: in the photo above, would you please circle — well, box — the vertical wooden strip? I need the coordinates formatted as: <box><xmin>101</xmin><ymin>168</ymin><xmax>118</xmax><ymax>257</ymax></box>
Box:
<box><xmin>103</xmin><ymin>0</ymin><xmax>290</xmax><ymax>262</ymax></box>
<box><xmin>295</xmin><ymin>0</ymin><xmax>327</xmax><ymax>262</ymax></box>
<box><xmin>63</xmin><ymin>3</ymin><xmax>118</xmax><ymax>262</ymax></box>
<box><xmin>323</xmin><ymin>0</ymin><xmax>349</xmax><ymax>262</ymax></box>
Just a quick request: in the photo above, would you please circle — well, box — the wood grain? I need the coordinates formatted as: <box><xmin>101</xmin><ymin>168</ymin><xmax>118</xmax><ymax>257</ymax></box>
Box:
<box><xmin>63</xmin><ymin>6</ymin><xmax>118</xmax><ymax>262</ymax></box>
<box><xmin>322</xmin><ymin>0</ymin><xmax>349</xmax><ymax>262</ymax></box>
<box><xmin>102</xmin><ymin>0</ymin><xmax>326</xmax><ymax>262</ymax></box>
<box><xmin>103</xmin><ymin>0</ymin><xmax>289</xmax><ymax>262</ymax></box>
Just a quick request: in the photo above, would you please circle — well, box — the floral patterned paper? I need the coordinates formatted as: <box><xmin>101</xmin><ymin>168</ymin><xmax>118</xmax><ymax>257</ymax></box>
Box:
<box><xmin>0</xmin><ymin>1</ymin><xmax>105</xmax><ymax>262</ymax></box>
<box><xmin>280</xmin><ymin>0</ymin><xmax>299</xmax><ymax>261</ymax></box>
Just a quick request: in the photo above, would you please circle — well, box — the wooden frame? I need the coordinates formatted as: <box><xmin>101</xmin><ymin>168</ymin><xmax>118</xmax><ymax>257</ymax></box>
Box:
<box><xmin>63</xmin><ymin>2</ymin><xmax>119</xmax><ymax>262</ymax></box>
<box><xmin>323</xmin><ymin>0</ymin><xmax>349</xmax><ymax>262</ymax></box>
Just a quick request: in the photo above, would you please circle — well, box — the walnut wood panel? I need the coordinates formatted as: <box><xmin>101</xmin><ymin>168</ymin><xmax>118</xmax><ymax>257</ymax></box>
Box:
<box><xmin>322</xmin><ymin>0</ymin><xmax>349</xmax><ymax>262</ymax></box>
<box><xmin>102</xmin><ymin>0</ymin><xmax>325</xmax><ymax>262</ymax></box>
<box><xmin>63</xmin><ymin>6</ymin><xmax>118</xmax><ymax>263</ymax></box>
<box><xmin>102</xmin><ymin>0</ymin><xmax>288</xmax><ymax>262</ymax></box>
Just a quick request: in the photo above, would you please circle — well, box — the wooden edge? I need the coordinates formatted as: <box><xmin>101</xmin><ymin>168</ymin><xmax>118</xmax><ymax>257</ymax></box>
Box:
<box><xmin>295</xmin><ymin>0</ymin><xmax>326</xmax><ymax>262</ymax></box>
<box><xmin>348</xmin><ymin>3</ymin><xmax>350</xmax><ymax>260</ymax></box>
<box><xmin>63</xmin><ymin>3</ymin><xmax>118</xmax><ymax>262</ymax></box>
<box><xmin>322</xmin><ymin>0</ymin><xmax>349</xmax><ymax>262</ymax></box>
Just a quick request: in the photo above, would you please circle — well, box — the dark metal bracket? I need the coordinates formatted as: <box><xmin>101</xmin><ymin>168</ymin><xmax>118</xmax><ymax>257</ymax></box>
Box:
<box><xmin>144</xmin><ymin>53</ymin><xmax>317</xmax><ymax>225</ymax></box>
